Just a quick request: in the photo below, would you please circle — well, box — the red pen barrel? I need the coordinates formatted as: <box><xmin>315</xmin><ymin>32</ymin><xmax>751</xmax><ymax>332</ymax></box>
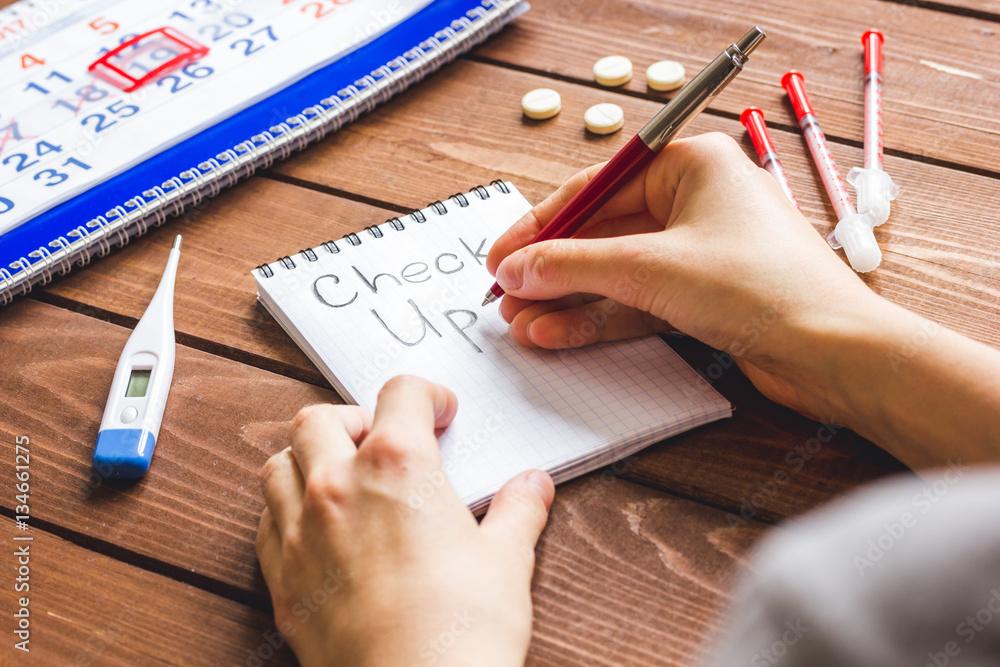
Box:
<box><xmin>531</xmin><ymin>134</ymin><xmax>656</xmax><ymax>243</ymax></box>
<box><xmin>486</xmin><ymin>134</ymin><xmax>655</xmax><ymax>302</ymax></box>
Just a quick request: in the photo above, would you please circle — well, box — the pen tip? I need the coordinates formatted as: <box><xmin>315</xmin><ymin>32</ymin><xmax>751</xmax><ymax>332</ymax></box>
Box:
<box><xmin>172</xmin><ymin>235</ymin><xmax>182</xmax><ymax>250</ymax></box>
<box><xmin>481</xmin><ymin>297</ymin><xmax>491</xmax><ymax>307</ymax></box>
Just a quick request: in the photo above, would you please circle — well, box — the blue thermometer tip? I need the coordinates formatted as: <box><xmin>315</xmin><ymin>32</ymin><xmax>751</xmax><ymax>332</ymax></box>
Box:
<box><xmin>93</xmin><ymin>429</ymin><xmax>156</xmax><ymax>479</ymax></box>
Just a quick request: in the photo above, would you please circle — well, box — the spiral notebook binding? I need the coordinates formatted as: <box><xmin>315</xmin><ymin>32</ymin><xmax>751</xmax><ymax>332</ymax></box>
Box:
<box><xmin>256</xmin><ymin>180</ymin><xmax>512</xmax><ymax>278</ymax></box>
<box><xmin>1</xmin><ymin>0</ymin><xmax>528</xmax><ymax>307</ymax></box>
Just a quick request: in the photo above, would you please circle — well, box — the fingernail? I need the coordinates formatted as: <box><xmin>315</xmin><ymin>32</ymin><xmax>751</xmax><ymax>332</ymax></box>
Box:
<box><xmin>525</xmin><ymin>321</ymin><xmax>538</xmax><ymax>343</ymax></box>
<box><xmin>526</xmin><ymin>470</ymin><xmax>554</xmax><ymax>506</ymax></box>
<box><xmin>496</xmin><ymin>254</ymin><xmax>524</xmax><ymax>291</ymax></box>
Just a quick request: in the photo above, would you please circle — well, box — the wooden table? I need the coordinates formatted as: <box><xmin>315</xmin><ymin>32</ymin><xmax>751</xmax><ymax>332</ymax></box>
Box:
<box><xmin>3</xmin><ymin>0</ymin><xmax>999</xmax><ymax>664</ymax></box>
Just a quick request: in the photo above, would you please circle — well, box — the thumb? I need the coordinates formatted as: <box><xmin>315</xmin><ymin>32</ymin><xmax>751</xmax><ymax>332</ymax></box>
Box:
<box><xmin>495</xmin><ymin>234</ymin><xmax>666</xmax><ymax>307</ymax></box>
<box><xmin>480</xmin><ymin>470</ymin><xmax>555</xmax><ymax>570</ymax></box>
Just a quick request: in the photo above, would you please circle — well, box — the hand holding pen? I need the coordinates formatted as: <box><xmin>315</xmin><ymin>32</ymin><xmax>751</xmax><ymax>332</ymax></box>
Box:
<box><xmin>482</xmin><ymin>26</ymin><xmax>767</xmax><ymax>305</ymax></box>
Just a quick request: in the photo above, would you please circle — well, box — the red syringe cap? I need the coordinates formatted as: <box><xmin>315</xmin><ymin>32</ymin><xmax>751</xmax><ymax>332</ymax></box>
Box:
<box><xmin>740</xmin><ymin>106</ymin><xmax>764</xmax><ymax>127</ymax></box>
<box><xmin>740</xmin><ymin>106</ymin><xmax>773</xmax><ymax>158</ymax></box>
<box><xmin>781</xmin><ymin>70</ymin><xmax>813</xmax><ymax>121</ymax></box>
<box><xmin>862</xmin><ymin>28</ymin><xmax>884</xmax><ymax>44</ymax></box>
<box><xmin>862</xmin><ymin>29</ymin><xmax>884</xmax><ymax>73</ymax></box>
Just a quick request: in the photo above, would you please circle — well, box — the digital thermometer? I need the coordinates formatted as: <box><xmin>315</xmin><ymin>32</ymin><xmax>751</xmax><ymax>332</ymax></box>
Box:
<box><xmin>93</xmin><ymin>235</ymin><xmax>181</xmax><ymax>479</ymax></box>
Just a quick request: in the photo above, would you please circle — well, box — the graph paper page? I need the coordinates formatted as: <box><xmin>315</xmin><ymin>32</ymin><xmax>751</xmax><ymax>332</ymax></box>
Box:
<box><xmin>256</xmin><ymin>183</ymin><xmax>731</xmax><ymax>510</ymax></box>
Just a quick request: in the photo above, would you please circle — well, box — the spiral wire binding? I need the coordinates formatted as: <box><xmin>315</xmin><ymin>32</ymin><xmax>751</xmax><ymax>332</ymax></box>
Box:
<box><xmin>256</xmin><ymin>180</ymin><xmax>511</xmax><ymax>277</ymax></box>
<box><xmin>0</xmin><ymin>0</ymin><xmax>528</xmax><ymax>306</ymax></box>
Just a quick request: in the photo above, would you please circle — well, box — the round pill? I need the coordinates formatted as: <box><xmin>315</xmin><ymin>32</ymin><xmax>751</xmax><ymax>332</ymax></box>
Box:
<box><xmin>593</xmin><ymin>55</ymin><xmax>633</xmax><ymax>87</ymax></box>
<box><xmin>646</xmin><ymin>60</ymin><xmax>686</xmax><ymax>91</ymax></box>
<box><xmin>521</xmin><ymin>88</ymin><xmax>562</xmax><ymax>119</ymax></box>
<box><xmin>584</xmin><ymin>103</ymin><xmax>624</xmax><ymax>135</ymax></box>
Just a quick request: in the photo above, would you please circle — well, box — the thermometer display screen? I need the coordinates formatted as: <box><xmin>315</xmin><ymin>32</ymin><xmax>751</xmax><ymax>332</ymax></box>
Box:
<box><xmin>125</xmin><ymin>369</ymin><xmax>152</xmax><ymax>398</ymax></box>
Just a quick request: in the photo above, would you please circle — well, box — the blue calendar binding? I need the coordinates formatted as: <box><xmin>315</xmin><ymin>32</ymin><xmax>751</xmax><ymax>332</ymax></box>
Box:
<box><xmin>0</xmin><ymin>0</ymin><xmax>528</xmax><ymax>305</ymax></box>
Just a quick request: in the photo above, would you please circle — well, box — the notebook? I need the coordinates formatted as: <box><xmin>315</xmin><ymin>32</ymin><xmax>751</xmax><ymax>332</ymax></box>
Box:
<box><xmin>254</xmin><ymin>181</ymin><xmax>732</xmax><ymax>512</ymax></box>
<box><xmin>0</xmin><ymin>0</ymin><xmax>528</xmax><ymax>306</ymax></box>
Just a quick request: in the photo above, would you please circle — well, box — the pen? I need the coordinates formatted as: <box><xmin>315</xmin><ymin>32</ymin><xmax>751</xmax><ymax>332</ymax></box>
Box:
<box><xmin>483</xmin><ymin>25</ymin><xmax>766</xmax><ymax>306</ymax></box>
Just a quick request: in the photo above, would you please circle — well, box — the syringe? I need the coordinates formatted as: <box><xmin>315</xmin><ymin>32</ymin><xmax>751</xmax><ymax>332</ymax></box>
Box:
<box><xmin>782</xmin><ymin>70</ymin><xmax>881</xmax><ymax>272</ymax></box>
<box><xmin>847</xmin><ymin>29</ymin><xmax>899</xmax><ymax>226</ymax></box>
<box><xmin>740</xmin><ymin>106</ymin><xmax>799</xmax><ymax>209</ymax></box>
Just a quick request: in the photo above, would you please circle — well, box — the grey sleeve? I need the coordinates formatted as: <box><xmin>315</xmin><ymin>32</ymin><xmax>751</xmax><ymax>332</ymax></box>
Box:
<box><xmin>702</xmin><ymin>464</ymin><xmax>1000</xmax><ymax>667</ymax></box>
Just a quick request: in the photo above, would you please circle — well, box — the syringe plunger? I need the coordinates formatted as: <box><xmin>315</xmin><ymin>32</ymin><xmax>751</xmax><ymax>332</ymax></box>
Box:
<box><xmin>847</xmin><ymin>166</ymin><xmax>899</xmax><ymax>226</ymax></box>
<box><xmin>829</xmin><ymin>211</ymin><xmax>881</xmax><ymax>273</ymax></box>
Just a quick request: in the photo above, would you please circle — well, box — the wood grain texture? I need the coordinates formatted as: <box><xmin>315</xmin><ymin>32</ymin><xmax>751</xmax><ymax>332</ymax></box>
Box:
<box><xmin>269</xmin><ymin>61</ymin><xmax>1000</xmax><ymax>346</ymax></box>
<box><xmin>0</xmin><ymin>298</ymin><xmax>335</xmax><ymax>596</ymax></box>
<box><xmin>920</xmin><ymin>0</ymin><xmax>1000</xmax><ymax>18</ymax></box>
<box><xmin>0</xmin><ymin>302</ymin><xmax>775</xmax><ymax>666</ymax></box>
<box><xmin>39</xmin><ymin>176</ymin><xmax>400</xmax><ymax>384</ymax></box>
<box><xmin>472</xmin><ymin>0</ymin><xmax>1000</xmax><ymax>173</ymax></box>
<box><xmin>0</xmin><ymin>516</ymin><xmax>296</xmax><ymax>666</ymax></box>
<box><xmin>37</xmin><ymin>62</ymin><xmax>991</xmax><ymax>523</ymax></box>
<box><xmin>620</xmin><ymin>336</ymin><xmax>910</xmax><ymax>524</ymax></box>
<box><xmin>0</xmin><ymin>476</ymin><xmax>765</xmax><ymax>666</ymax></box>
<box><xmin>527</xmin><ymin>475</ymin><xmax>766</xmax><ymax>666</ymax></box>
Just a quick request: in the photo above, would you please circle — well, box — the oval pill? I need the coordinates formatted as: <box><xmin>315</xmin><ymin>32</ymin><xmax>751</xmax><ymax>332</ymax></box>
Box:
<box><xmin>521</xmin><ymin>88</ymin><xmax>562</xmax><ymax>119</ymax></box>
<box><xmin>593</xmin><ymin>55</ymin><xmax>633</xmax><ymax>87</ymax></box>
<box><xmin>646</xmin><ymin>60</ymin><xmax>685</xmax><ymax>91</ymax></box>
<box><xmin>584</xmin><ymin>103</ymin><xmax>624</xmax><ymax>135</ymax></box>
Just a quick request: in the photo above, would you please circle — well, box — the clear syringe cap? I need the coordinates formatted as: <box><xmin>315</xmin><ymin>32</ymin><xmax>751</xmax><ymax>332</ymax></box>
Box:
<box><xmin>828</xmin><ymin>210</ymin><xmax>882</xmax><ymax>273</ymax></box>
<box><xmin>847</xmin><ymin>167</ymin><xmax>900</xmax><ymax>226</ymax></box>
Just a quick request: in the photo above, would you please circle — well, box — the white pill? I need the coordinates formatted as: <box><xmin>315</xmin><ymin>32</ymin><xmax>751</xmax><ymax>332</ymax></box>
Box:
<box><xmin>584</xmin><ymin>103</ymin><xmax>624</xmax><ymax>135</ymax></box>
<box><xmin>521</xmin><ymin>88</ymin><xmax>562</xmax><ymax>119</ymax></box>
<box><xmin>593</xmin><ymin>55</ymin><xmax>633</xmax><ymax>87</ymax></box>
<box><xmin>646</xmin><ymin>60</ymin><xmax>686</xmax><ymax>91</ymax></box>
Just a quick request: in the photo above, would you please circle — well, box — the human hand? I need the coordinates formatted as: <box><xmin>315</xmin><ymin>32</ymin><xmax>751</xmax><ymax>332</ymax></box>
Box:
<box><xmin>486</xmin><ymin>133</ymin><xmax>882</xmax><ymax>419</ymax></box>
<box><xmin>256</xmin><ymin>376</ymin><xmax>555</xmax><ymax>667</ymax></box>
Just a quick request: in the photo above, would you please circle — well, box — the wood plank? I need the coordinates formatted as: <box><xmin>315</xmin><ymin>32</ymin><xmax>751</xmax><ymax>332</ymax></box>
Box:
<box><xmin>0</xmin><ymin>298</ymin><xmax>335</xmax><ymax>596</ymax></box>
<box><xmin>0</xmin><ymin>516</ymin><xmax>296</xmax><ymax>666</ymax></box>
<box><xmin>0</xmin><ymin>302</ymin><xmax>771</xmax><ymax>664</ymax></box>
<box><xmin>37</xmin><ymin>64</ymin><xmax>1000</xmax><ymax>355</ymax></box>
<box><xmin>920</xmin><ymin>0</ymin><xmax>1000</xmax><ymax>18</ymax></box>
<box><xmin>267</xmin><ymin>61</ymin><xmax>1000</xmax><ymax>345</ymax></box>
<box><xmin>526</xmin><ymin>474</ymin><xmax>765</xmax><ymax>666</ymax></box>
<box><xmin>40</xmin><ymin>176</ymin><xmax>398</xmax><ymax>384</ymax></box>
<box><xmin>0</xmin><ymin>473</ymin><xmax>764</xmax><ymax>667</ymax></box>
<box><xmin>471</xmin><ymin>0</ymin><xmax>1000</xmax><ymax>174</ymax></box>
<box><xmin>618</xmin><ymin>336</ymin><xmax>909</xmax><ymax>524</ymax></box>
<box><xmin>5</xmin><ymin>292</ymin><xmax>902</xmax><ymax>554</ymax></box>
<box><xmin>34</xmin><ymin>62</ymin><xmax>989</xmax><ymax>519</ymax></box>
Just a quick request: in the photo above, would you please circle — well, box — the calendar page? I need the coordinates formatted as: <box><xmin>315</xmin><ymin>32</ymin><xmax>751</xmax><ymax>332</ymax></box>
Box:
<box><xmin>0</xmin><ymin>0</ymin><xmax>431</xmax><ymax>235</ymax></box>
